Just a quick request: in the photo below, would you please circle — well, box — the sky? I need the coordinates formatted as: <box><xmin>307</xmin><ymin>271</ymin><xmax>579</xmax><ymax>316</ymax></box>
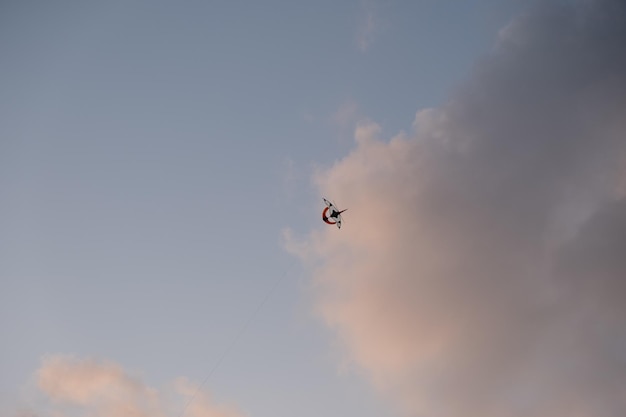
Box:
<box><xmin>1</xmin><ymin>1</ymin><xmax>625</xmax><ymax>417</ymax></box>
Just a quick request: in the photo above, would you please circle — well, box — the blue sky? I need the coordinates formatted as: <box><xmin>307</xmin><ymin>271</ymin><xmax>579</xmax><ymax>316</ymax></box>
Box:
<box><xmin>7</xmin><ymin>1</ymin><xmax>625</xmax><ymax>417</ymax></box>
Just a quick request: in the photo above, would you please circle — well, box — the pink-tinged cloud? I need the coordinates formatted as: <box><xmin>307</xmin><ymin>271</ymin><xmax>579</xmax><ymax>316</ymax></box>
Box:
<box><xmin>287</xmin><ymin>1</ymin><xmax>626</xmax><ymax>416</ymax></box>
<box><xmin>174</xmin><ymin>379</ymin><xmax>243</xmax><ymax>417</ymax></box>
<box><xmin>38</xmin><ymin>355</ymin><xmax>151</xmax><ymax>406</ymax></box>
<box><xmin>31</xmin><ymin>355</ymin><xmax>245</xmax><ymax>417</ymax></box>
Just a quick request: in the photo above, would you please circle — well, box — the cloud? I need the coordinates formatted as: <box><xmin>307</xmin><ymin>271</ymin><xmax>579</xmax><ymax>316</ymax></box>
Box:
<box><xmin>356</xmin><ymin>1</ymin><xmax>382</xmax><ymax>52</ymax></box>
<box><xmin>332</xmin><ymin>100</ymin><xmax>360</xmax><ymax>129</ymax></box>
<box><xmin>174</xmin><ymin>379</ymin><xmax>242</xmax><ymax>417</ymax></box>
<box><xmin>287</xmin><ymin>1</ymin><xmax>626</xmax><ymax>416</ymax></box>
<box><xmin>28</xmin><ymin>355</ymin><xmax>245</xmax><ymax>417</ymax></box>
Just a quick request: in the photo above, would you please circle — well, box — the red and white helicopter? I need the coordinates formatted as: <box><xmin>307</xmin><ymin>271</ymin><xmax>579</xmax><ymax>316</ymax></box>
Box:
<box><xmin>322</xmin><ymin>198</ymin><xmax>347</xmax><ymax>229</ymax></box>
